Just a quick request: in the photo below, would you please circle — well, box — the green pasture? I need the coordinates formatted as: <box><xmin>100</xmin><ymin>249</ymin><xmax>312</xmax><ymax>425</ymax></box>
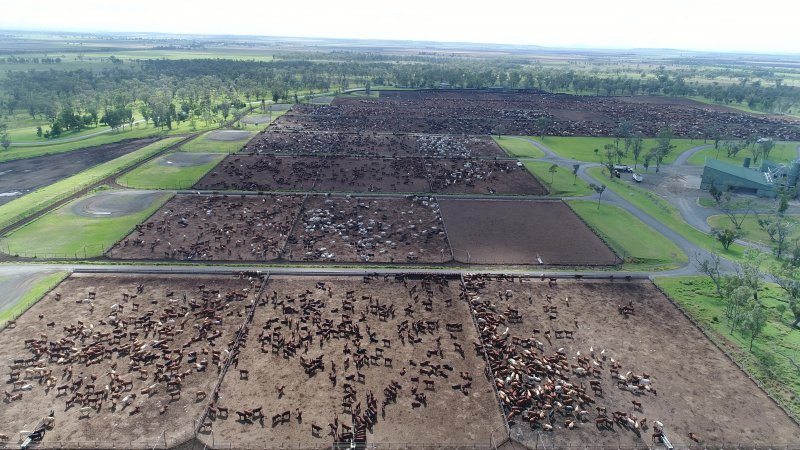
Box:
<box><xmin>529</xmin><ymin>136</ymin><xmax>699</xmax><ymax>167</ymax></box>
<box><xmin>493</xmin><ymin>136</ymin><xmax>545</xmax><ymax>158</ymax></box>
<box><xmin>180</xmin><ymin>130</ymin><xmax>256</xmax><ymax>153</ymax></box>
<box><xmin>0</xmin><ymin>272</ymin><xmax>68</xmax><ymax>326</ymax></box>
<box><xmin>118</xmin><ymin>152</ymin><xmax>225</xmax><ymax>189</ymax></box>
<box><xmin>1</xmin><ymin>191</ymin><xmax>173</xmax><ymax>258</ymax></box>
<box><xmin>686</xmin><ymin>141</ymin><xmax>799</xmax><ymax>166</ymax></box>
<box><xmin>707</xmin><ymin>214</ymin><xmax>800</xmax><ymax>247</ymax></box>
<box><xmin>523</xmin><ymin>161</ymin><xmax>592</xmax><ymax>196</ymax></box>
<box><xmin>655</xmin><ymin>277</ymin><xmax>800</xmax><ymax>418</ymax></box>
<box><xmin>0</xmin><ymin>137</ymin><xmax>182</xmax><ymax>231</ymax></box>
<box><xmin>568</xmin><ymin>200</ymin><xmax>687</xmax><ymax>270</ymax></box>
<box><xmin>586</xmin><ymin>166</ymin><xmax>748</xmax><ymax>261</ymax></box>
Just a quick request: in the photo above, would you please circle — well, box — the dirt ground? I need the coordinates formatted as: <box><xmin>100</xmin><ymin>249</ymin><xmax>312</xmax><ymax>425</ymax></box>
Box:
<box><xmin>0</xmin><ymin>138</ymin><xmax>159</xmax><ymax>206</ymax></box>
<box><xmin>461</xmin><ymin>276</ymin><xmax>800</xmax><ymax>447</ymax></box>
<box><xmin>439</xmin><ymin>199</ymin><xmax>619</xmax><ymax>265</ymax></box>
<box><xmin>284</xmin><ymin>196</ymin><xmax>451</xmax><ymax>264</ymax></box>
<box><xmin>107</xmin><ymin>194</ymin><xmax>304</xmax><ymax>261</ymax></box>
<box><xmin>203</xmin><ymin>275</ymin><xmax>505</xmax><ymax>448</ymax></box>
<box><xmin>315</xmin><ymin>157</ymin><xmax>431</xmax><ymax>193</ymax></box>
<box><xmin>0</xmin><ymin>273</ymin><xmax>258</xmax><ymax>447</ymax></box>
<box><xmin>194</xmin><ymin>155</ymin><xmax>322</xmax><ymax>191</ymax></box>
<box><xmin>427</xmin><ymin>159</ymin><xmax>546</xmax><ymax>195</ymax></box>
<box><xmin>242</xmin><ymin>131</ymin><xmax>506</xmax><ymax>158</ymax></box>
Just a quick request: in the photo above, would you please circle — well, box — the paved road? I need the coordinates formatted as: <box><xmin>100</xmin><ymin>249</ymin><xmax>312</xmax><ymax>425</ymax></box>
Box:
<box><xmin>9</xmin><ymin>120</ymin><xmax>146</xmax><ymax>147</ymax></box>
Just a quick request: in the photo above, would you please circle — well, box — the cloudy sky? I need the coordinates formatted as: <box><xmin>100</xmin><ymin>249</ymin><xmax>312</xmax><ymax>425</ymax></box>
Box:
<box><xmin>2</xmin><ymin>0</ymin><xmax>798</xmax><ymax>53</ymax></box>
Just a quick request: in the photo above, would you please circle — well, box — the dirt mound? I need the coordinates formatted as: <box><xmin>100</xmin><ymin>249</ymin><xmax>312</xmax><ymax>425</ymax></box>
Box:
<box><xmin>157</xmin><ymin>152</ymin><xmax>219</xmax><ymax>167</ymax></box>
<box><xmin>71</xmin><ymin>190</ymin><xmax>164</xmax><ymax>218</ymax></box>
<box><xmin>205</xmin><ymin>130</ymin><xmax>253</xmax><ymax>142</ymax></box>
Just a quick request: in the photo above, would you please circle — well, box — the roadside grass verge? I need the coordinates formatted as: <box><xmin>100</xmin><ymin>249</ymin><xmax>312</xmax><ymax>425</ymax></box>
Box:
<box><xmin>686</xmin><ymin>141</ymin><xmax>799</xmax><ymax>166</ymax></box>
<box><xmin>528</xmin><ymin>136</ymin><xmax>698</xmax><ymax>166</ymax></box>
<box><xmin>586</xmin><ymin>166</ymin><xmax>747</xmax><ymax>262</ymax></box>
<box><xmin>0</xmin><ymin>137</ymin><xmax>182</xmax><ymax>232</ymax></box>
<box><xmin>1</xmin><ymin>191</ymin><xmax>173</xmax><ymax>258</ymax></box>
<box><xmin>707</xmin><ymin>214</ymin><xmax>800</xmax><ymax>247</ymax></box>
<box><xmin>523</xmin><ymin>161</ymin><xmax>593</xmax><ymax>196</ymax></box>
<box><xmin>0</xmin><ymin>272</ymin><xmax>68</xmax><ymax>327</ymax></box>
<box><xmin>654</xmin><ymin>276</ymin><xmax>800</xmax><ymax>418</ymax></box>
<box><xmin>180</xmin><ymin>130</ymin><xmax>255</xmax><ymax>153</ymax></box>
<box><xmin>493</xmin><ymin>136</ymin><xmax>545</xmax><ymax>158</ymax></box>
<box><xmin>118</xmin><ymin>152</ymin><xmax>225</xmax><ymax>189</ymax></box>
<box><xmin>568</xmin><ymin>200</ymin><xmax>687</xmax><ymax>270</ymax></box>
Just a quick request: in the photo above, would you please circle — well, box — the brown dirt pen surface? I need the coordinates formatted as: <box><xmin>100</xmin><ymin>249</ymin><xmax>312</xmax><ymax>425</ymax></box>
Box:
<box><xmin>194</xmin><ymin>155</ymin><xmax>322</xmax><ymax>191</ymax></box>
<box><xmin>284</xmin><ymin>196</ymin><xmax>451</xmax><ymax>264</ymax></box>
<box><xmin>242</xmin><ymin>131</ymin><xmax>506</xmax><ymax>158</ymax></box>
<box><xmin>315</xmin><ymin>157</ymin><xmax>430</xmax><ymax>193</ymax></box>
<box><xmin>427</xmin><ymin>159</ymin><xmax>545</xmax><ymax>195</ymax></box>
<box><xmin>440</xmin><ymin>199</ymin><xmax>619</xmax><ymax>265</ymax></box>
<box><xmin>204</xmin><ymin>274</ymin><xmax>505</xmax><ymax>448</ymax></box>
<box><xmin>107</xmin><ymin>194</ymin><xmax>304</xmax><ymax>261</ymax></box>
<box><xmin>0</xmin><ymin>273</ymin><xmax>259</xmax><ymax>447</ymax></box>
<box><xmin>462</xmin><ymin>275</ymin><xmax>800</xmax><ymax>447</ymax></box>
<box><xmin>270</xmin><ymin>90</ymin><xmax>800</xmax><ymax>139</ymax></box>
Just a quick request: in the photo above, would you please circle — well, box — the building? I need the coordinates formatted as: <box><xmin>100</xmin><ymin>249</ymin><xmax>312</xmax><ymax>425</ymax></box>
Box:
<box><xmin>700</xmin><ymin>157</ymin><xmax>800</xmax><ymax>198</ymax></box>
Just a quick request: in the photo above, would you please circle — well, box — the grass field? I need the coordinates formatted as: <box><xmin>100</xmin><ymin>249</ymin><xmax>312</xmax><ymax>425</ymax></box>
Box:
<box><xmin>529</xmin><ymin>136</ymin><xmax>699</xmax><ymax>167</ymax></box>
<box><xmin>118</xmin><ymin>152</ymin><xmax>226</xmax><ymax>189</ymax></box>
<box><xmin>687</xmin><ymin>141</ymin><xmax>799</xmax><ymax>166</ymax></box>
<box><xmin>0</xmin><ymin>137</ymin><xmax>183</xmax><ymax>232</ymax></box>
<box><xmin>8</xmin><ymin>123</ymin><xmax>114</xmax><ymax>142</ymax></box>
<box><xmin>0</xmin><ymin>272</ymin><xmax>68</xmax><ymax>327</ymax></box>
<box><xmin>180</xmin><ymin>130</ymin><xmax>256</xmax><ymax>153</ymax></box>
<box><xmin>493</xmin><ymin>136</ymin><xmax>545</xmax><ymax>158</ymax></box>
<box><xmin>707</xmin><ymin>214</ymin><xmax>800</xmax><ymax>247</ymax></box>
<box><xmin>655</xmin><ymin>277</ymin><xmax>800</xmax><ymax>418</ymax></box>
<box><xmin>568</xmin><ymin>200</ymin><xmax>687</xmax><ymax>270</ymax></box>
<box><xmin>586</xmin><ymin>166</ymin><xmax>748</xmax><ymax>261</ymax></box>
<box><xmin>1</xmin><ymin>191</ymin><xmax>173</xmax><ymax>258</ymax></box>
<box><xmin>523</xmin><ymin>161</ymin><xmax>592</xmax><ymax>196</ymax></box>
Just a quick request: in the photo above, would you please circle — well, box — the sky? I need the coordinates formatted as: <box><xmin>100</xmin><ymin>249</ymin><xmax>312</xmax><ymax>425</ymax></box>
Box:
<box><xmin>2</xmin><ymin>0</ymin><xmax>798</xmax><ymax>54</ymax></box>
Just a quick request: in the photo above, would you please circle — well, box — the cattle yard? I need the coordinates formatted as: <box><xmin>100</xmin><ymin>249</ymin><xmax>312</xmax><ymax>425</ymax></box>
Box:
<box><xmin>2</xmin><ymin>272</ymin><xmax>798</xmax><ymax>448</ymax></box>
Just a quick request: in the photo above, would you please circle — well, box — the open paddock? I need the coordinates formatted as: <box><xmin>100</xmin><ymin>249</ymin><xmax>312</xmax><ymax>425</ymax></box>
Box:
<box><xmin>440</xmin><ymin>199</ymin><xmax>619</xmax><ymax>266</ymax></box>
<box><xmin>462</xmin><ymin>275</ymin><xmax>800</xmax><ymax>447</ymax></box>
<box><xmin>193</xmin><ymin>155</ymin><xmax>322</xmax><ymax>191</ymax></box>
<box><xmin>107</xmin><ymin>194</ymin><xmax>304</xmax><ymax>261</ymax></box>
<box><xmin>203</xmin><ymin>274</ymin><xmax>505</xmax><ymax>448</ymax></box>
<box><xmin>242</xmin><ymin>131</ymin><xmax>506</xmax><ymax>158</ymax></box>
<box><xmin>0</xmin><ymin>273</ymin><xmax>258</xmax><ymax>447</ymax></box>
<box><xmin>284</xmin><ymin>196</ymin><xmax>451</xmax><ymax>264</ymax></box>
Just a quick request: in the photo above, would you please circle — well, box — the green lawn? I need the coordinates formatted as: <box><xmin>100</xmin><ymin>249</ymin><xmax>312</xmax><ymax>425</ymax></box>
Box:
<box><xmin>493</xmin><ymin>136</ymin><xmax>545</xmax><ymax>158</ymax></box>
<box><xmin>0</xmin><ymin>137</ymin><xmax>183</xmax><ymax>231</ymax></box>
<box><xmin>180</xmin><ymin>130</ymin><xmax>256</xmax><ymax>153</ymax></box>
<box><xmin>586</xmin><ymin>166</ymin><xmax>748</xmax><ymax>261</ymax></box>
<box><xmin>568</xmin><ymin>200</ymin><xmax>687</xmax><ymax>270</ymax></box>
<box><xmin>687</xmin><ymin>141</ymin><xmax>799</xmax><ymax>166</ymax></box>
<box><xmin>8</xmin><ymin>123</ymin><xmax>114</xmax><ymax>142</ymax></box>
<box><xmin>118</xmin><ymin>152</ymin><xmax>226</xmax><ymax>189</ymax></box>
<box><xmin>529</xmin><ymin>136</ymin><xmax>699</xmax><ymax>167</ymax></box>
<box><xmin>707</xmin><ymin>214</ymin><xmax>800</xmax><ymax>247</ymax></box>
<box><xmin>655</xmin><ymin>277</ymin><xmax>800</xmax><ymax>418</ymax></box>
<box><xmin>1</xmin><ymin>191</ymin><xmax>173</xmax><ymax>258</ymax></box>
<box><xmin>0</xmin><ymin>272</ymin><xmax>68</xmax><ymax>327</ymax></box>
<box><xmin>523</xmin><ymin>161</ymin><xmax>593</xmax><ymax>196</ymax></box>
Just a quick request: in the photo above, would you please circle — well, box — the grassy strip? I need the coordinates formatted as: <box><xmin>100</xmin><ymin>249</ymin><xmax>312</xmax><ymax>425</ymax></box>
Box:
<box><xmin>523</xmin><ymin>161</ymin><xmax>593</xmax><ymax>196</ymax></box>
<box><xmin>1</xmin><ymin>191</ymin><xmax>173</xmax><ymax>258</ymax></box>
<box><xmin>180</xmin><ymin>130</ymin><xmax>256</xmax><ymax>153</ymax></box>
<box><xmin>0</xmin><ymin>272</ymin><xmax>68</xmax><ymax>327</ymax></box>
<box><xmin>586</xmin><ymin>167</ymin><xmax>747</xmax><ymax>261</ymax></box>
<box><xmin>654</xmin><ymin>277</ymin><xmax>800</xmax><ymax>418</ymax></box>
<box><xmin>118</xmin><ymin>152</ymin><xmax>226</xmax><ymax>189</ymax></box>
<box><xmin>492</xmin><ymin>136</ymin><xmax>545</xmax><ymax>158</ymax></box>
<box><xmin>568</xmin><ymin>200</ymin><xmax>687</xmax><ymax>270</ymax></box>
<box><xmin>528</xmin><ymin>136</ymin><xmax>699</xmax><ymax>166</ymax></box>
<box><xmin>686</xmin><ymin>141</ymin><xmax>799</xmax><ymax>166</ymax></box>
<box><xmin>0</xmin><ymin>137</ymin><xmax>182</xmax><ymax>232</ymax></box>
<box><xmin>707</xmin><ymin>214</ymin><xmax>800</xmax><ymax>247</ymax></box>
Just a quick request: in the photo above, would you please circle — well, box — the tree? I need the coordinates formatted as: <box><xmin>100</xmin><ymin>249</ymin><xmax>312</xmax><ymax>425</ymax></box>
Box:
<box><xmin>590</xmin><ymin>184</ymin><xmax>606</xmax><ymax>209</ymax></box>
<box><xmin>535</xmin><ymin>116</ymin><xmax>552</xmax><ymax>138</ymax></box>
<box><xmin>548</xmin><ymin>164</ymin><xmax>558</xmax><ymax>184</ymax></box>
<box><xmin>572</xmin><ymin>164</ymin><xmax>580</xmax><ymax>185</ymax></box>
<box><xmin>630</xmin><ymin>132</ymin><xmax>644</xmax><ymax>169</ymax></box>
<box><xmin>767</xmin><ymin>219</ymin><xmax>790</xmax><ymax>258</ymax></box>
<box><xmin>758</xmin><ymin>138</ymin><xmax>775</xmax><ymax>161</ymax></box>
<box><xmin>708</xmin><ymin>179</ymin><xmax>724</xmax><ymax>205</ymax></box>
<box><xmin>695</xmin><ymin>252</ymin><xmax>723</xmax><ymax>297</ymax></box>
<box><xmin>711</xmin><ymin>227</ymin><xmax>743</xmax><ymax>250</ymax></box>
<box><xmin>772</xmin><ymin>267</ymin><xmax>800</xmax><ymax>328</ymax></box>
<box><xmin>719</xmin><ymin>193</ymin><xmax>753</xmax><ymax>230</ymax></box>
<box><xmin>0</xmin><ymin>131</ymin><xmax>9</xmax><ymax>150</ymax></box>
<box><xmin>744</xmin><ymin>304</ymin><xmax>767</xmax><ymax>351</ymax></box>
<box><xmin>603</xmin><ymin>145</ymin><xmax>616</xmax><ymax>176</ymax></box>
<box><xmin>36</xmin><ymin>126</ymin><xmax>42</xmax><ymax>138</ymax></box>
<box><xmin>726</xmin><ymin>285</ymin><xmax>754</xmax><ymax>335</ymax></box>
<box><xmin>649</xmin><ymin>127</ymin><xmax>676</xmax><ymax>173</ymax></box>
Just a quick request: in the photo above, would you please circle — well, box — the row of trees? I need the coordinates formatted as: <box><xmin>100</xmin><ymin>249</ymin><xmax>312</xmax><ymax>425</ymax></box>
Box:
<box><xmin>602</xmin><ymin>125</ymin><xmax>673</xmax><ymax>173</ymax></box>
